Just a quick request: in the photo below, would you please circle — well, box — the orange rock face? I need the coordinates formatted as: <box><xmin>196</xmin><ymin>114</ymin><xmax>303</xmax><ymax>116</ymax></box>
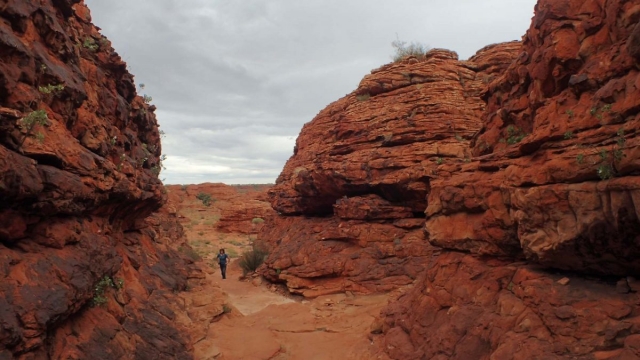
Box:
<box><xmin>263</xmin><ymin>0</ymin><xmax>640</xmax><ymax>358</ymax></box>
<box><xmin>260</xmin><ymin>44</ymin><xmax>522</xmax><ymax>297</ymax></box>
<box><xmin>372</xmin><ymin>0</ymin><xmax>640</xmax><ymax>358</ymax></box>
<box><xmin>427</xmin><ymin>0</ymin><xmax>640</xmax><ymax>275</ymax></box>
<box><xmin>270</xmin><ymin>44</ymin><xmax>521</xmax><ymax>217</ymax></box>
<box><xmin>378</xmin><ymin>253</ymin><xmax>640</xmax><ymax>360</ymax></box>
<box><xmin>0</xmin><ymin>2</ymin><xmax>195</xmax><ymax>358</ymax></box>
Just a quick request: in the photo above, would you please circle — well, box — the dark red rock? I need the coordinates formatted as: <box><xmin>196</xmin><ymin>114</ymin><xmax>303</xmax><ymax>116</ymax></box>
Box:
<box><xmin>375</xmin><ymin>253</ymin><xmax>640</xmax><ymax>360</ymax></box>
<box><xmin>0</xmin><ymin>1</ymin><xmax>196</xmax><ymax>358</ymax></box>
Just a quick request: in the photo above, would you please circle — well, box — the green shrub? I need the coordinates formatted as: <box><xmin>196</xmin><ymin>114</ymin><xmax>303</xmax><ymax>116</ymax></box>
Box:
<box><xmin>598</xmin><ymin>164</ymin><xmax>614</xmax><ymax>180</ymax></box>
<box><xmin>238</xmin><ymin>246</ymin><xmax>268</xmax><ymax>275</ymax></box>
<box><xmin>38</xmin><ymin>84</ymin><xmax>65</xmax><ymax>94</ymax></box>
<box><xmin>594</xmin><ymin>128</ymin><xmax>626</xmax><ymax>180</ymax></box>
<box><xmin>251</xmin><ymin>217</ymin><xmax>265</xmax><ymax>224</ymax></box>
<box><xmin>83</xmin><ymin>38</ymin><xmax>99</xmax><ymax>51</ymax></box>
<box><xmin>19</xmin><ymin>110</ymin><xmax>49</xmax><ymax>146</ymax></box>
<box><xmin>92</xmin><ymin>276</ymin><xmax>124</xmax><ymax>307</ymax></box>
<box><xmin>196</xmin><ymin>192</ymin><xmax>212</xmax><ymax>206</ymax></box>
<box><xmin>506</xmin><ymin>125</ymin><xmax>527</xmax><ymax>145</ymax></box>
<box><xmin>356</xmin><ymin>93</ymin><xmax>371</xmax><ymax>101</ymax></box>
<box><xmin>564</xmin><ymin>131</ymin><xmax>574</xmax><ymax>140</ymax></box>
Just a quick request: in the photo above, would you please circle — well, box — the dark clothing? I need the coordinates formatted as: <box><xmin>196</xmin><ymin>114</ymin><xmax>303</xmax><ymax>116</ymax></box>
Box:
<box><xmin>217</xmin><ymin>253</ymin><xmax>229</xmax><ymax>279</ymax></box>
<box><xmin>217</xmin><ymin>253</ymin><xmax>229</xmax><ymax>265</ymax></box>
<box><xmin>220</xmin><ymin>263</ymin><xmax>227</xmax><ymax>279</ymax></box>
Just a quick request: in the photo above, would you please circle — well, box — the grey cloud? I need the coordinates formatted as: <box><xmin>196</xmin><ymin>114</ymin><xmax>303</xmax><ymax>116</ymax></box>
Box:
<box><xmin>85</xmin><ymin>0</ymin><xmax>537</xmax><ymax>184</ymax></box>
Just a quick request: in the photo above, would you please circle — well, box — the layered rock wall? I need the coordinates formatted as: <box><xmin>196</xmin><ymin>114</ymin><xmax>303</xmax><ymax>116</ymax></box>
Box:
<box><xmin>424</xmin><ymin>0</ymin><xmax>640</xmax><ymax>275</ymax></box>
<box><xmin>260</xmin><ymin>43</ymin><xmax>522</xmax><ymax>297</ymax></box>
<box><xmin>262</xmin><ymin>0</ymin><xmax>640</xmax><ymax>358</ymax></box>
<box><xmin>377</xmin><ymin>0</ymin><xmax>640</xmax><ymax>358</ymax></box>
<box><xmin>0</xmin><ymin>1</ymin><xmax>196</xmax><ymax>358</ymax></box>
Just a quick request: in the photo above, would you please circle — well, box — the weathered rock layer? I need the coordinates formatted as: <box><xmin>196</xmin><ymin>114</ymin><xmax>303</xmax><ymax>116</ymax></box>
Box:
<box><xmin>377</xmin><ymin>0</ymin><xmax>640</xmax><ymax>358</ymax></box>
<box><xmin>263</xmin><ymin>0</ymin><xmax>640</xmax><ymax>358</ymax></box>
<box><xmin>0</xmin><ymin>1</ymin><xmax>195</xmax><ymax>358</ymax></box>
<box><xmin>260</xmin><ymin>43</ymin><xmax>522</xmax><ymax>297</ymax></box>
<box><xmin>425</xmin><ymin>0</ymin><xmax>640</xmax><ymax>276</ymax></box>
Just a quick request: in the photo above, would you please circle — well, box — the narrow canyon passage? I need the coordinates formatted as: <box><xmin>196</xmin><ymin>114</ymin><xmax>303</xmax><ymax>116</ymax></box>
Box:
<box><xmin>192</xmin><ymin>263</ymin><xmax>393</xmax><ymax>360</ymax></box>
<box><xmin>171</xmin><ymin>184</ymin><xmax>394</xmax><ymax>359</ymax></box>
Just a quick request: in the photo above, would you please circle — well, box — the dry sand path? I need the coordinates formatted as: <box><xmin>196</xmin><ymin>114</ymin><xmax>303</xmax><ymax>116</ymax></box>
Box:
<box><xmin>172</xmin><ymin>185</ymin><xmax>392</xmax><ymax>359</ymax></box>
<box><xmin>195</xmin><ymin>263</ymin><xmax>392</xmax><ymax>360</ymax></box>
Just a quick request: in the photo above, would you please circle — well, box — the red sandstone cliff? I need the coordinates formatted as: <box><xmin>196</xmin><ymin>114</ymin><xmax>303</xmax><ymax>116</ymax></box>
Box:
<box><xmin>262</xmin><ymin>0</ymin><xmax>640</xmax><ymax>358</ymax></box>
<box><xmin>376</xmin><ymin>0</ymin><xmax>640</xmax><ymax>358</ymax></box>
<box><xmin>259</xmin><ymin>43</ymin><xmax>522</xmax><ymax>297</ymax></box>
<box><xmin>0</xmin><ymin>1</ymin><xmax>196</xmax><ymax>358</ymax></box>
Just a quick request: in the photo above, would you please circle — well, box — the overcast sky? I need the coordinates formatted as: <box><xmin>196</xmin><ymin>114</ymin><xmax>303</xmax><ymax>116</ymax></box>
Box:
<box><xmin>84</xmin><ymin>0</ymin><xmax>537</xmax><ymax>185</ymax></box>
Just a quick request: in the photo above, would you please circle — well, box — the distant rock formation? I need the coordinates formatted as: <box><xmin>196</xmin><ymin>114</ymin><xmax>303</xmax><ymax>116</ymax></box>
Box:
<box><xmin>164</xmin><ymin>183</ymin><xmax>274</xmax><ymax>235</ymax></box>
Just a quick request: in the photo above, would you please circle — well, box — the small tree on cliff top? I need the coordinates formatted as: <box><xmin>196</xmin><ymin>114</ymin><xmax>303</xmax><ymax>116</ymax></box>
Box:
<box><xmin>391</xmin><ymin>39</ymin><xmax>430</xmax><ymax>62</ymax></box>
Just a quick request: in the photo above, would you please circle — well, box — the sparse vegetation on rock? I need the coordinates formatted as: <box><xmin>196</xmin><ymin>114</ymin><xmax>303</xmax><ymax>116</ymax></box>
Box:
<box><xmin>92</xmin><ymin>276</ymin><xmax>123</xmax><ymax>307</ymax></box>
<box><xmin>18</xmin><ymin>110</ymin><xmax>48</xmax><ymax>146</ymax></box>
<box><xmin>239</xmin><ymin>245</ymin><xmax>268</xmax><ymax>275</ymax></box>
<box><xmin>196</xmin><ymin>192</ymin><xmax>213</xmax><ymax>206</ymax></box>
<box><xmin>391</xmin><ymin>39</ymin><xmax>429</xmax><ymax>62</ymax></box>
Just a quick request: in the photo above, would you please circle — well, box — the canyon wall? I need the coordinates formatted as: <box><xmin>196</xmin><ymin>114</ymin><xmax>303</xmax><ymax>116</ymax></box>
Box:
<box><xmin>380</xmin><ymin>0</ymin><xmax>640</xmax><ymax>358</ymax></box>
<box><xmin>0</xmin><ymin>1</ymin><xmax>197</xmax><ymax>358</ymax></box>
<box><xmin>259</xmin><ymin>43</ymin><xmax>522</xmax><ymax>297</ymax></box>
<box><xmin>263</xmin><ymin>0</ymin><xmax>640</xmax><ymax>358</ymax></box>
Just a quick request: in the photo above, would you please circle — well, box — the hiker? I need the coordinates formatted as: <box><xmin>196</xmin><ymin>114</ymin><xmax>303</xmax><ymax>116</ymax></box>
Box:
<box><xmin>217</xmin><ymin>249</ymin><xmax>229</xmax><ymax>279</ymax></box>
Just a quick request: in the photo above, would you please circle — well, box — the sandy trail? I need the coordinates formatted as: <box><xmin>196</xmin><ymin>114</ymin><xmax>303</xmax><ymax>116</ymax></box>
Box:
<box><xmin>212</xmin><ymin>264</ymin><xmax>294</xmax><ymax>315</ymax></box>
<box><xmin>196</xmin><ymin>263</ymin><xmax>391</xmax><ymax>360</ymax></box>
<box><xmin>172</xmin><ymin>186</ymin><xmax>392</xmax><ymax>359</ymax></box>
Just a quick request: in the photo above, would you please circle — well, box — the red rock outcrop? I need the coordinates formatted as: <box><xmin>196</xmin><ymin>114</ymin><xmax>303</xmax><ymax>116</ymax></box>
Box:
<box><xmin>261</xmin><ymin>0</ymin><xmax>640</xmax><ymax>358</ymax></box>
<box><xmin>427</xmin><ymin>0</ymin><xmax>640</xmax><ymax>275</ymax></box>
<box><xmin>260</xmin><ymin>43</ymin><xmax>522</xmax><ymax>296</ymax></box>
<box><xmin>374</xmin><ymin>0</ymin><xmax>640</xmax><ymax>358</ymax></box>
<box><xmin>378</xmin><ymin>253</ymin><xmax>640</xmax><ymax>360</ymax></box>
<box><xmin>0</xmin><ymin>1</ymin><xmax>196</xmax><ymax>358</ymax></box>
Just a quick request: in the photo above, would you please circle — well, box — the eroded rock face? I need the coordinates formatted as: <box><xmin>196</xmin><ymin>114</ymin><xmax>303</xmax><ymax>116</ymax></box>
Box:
<box><xmin>426</xmin><ymin>0</ymin><xmax>640</xmax><ymax>276</ymax></box>
<box><xmin>0</xmin><ymin>1</ymin><xmax>195</xmax><ymax>358</ymax></box>
<box><xmin>260</xmin><ymin>43</ymin><xmax>521</xmax><ymax>296</ymax></box>
<box><xmin>270</xmin><ymin>44</ymin><xmax>521</xmax><ymax>217</ymax></box>
<box><xmin>260</xmin><ymin>215</ymin><xmax>432</xmax><ymax>298</ymax></box>
<box><xmin>374</xmin><ymin>0</ymin><xmax>640</xmax><ymax>358</ymax></box>
<box><xmin>378</xmin><ymin>253</ymin><xmax>640</xmax><ymax>360</ymax></box>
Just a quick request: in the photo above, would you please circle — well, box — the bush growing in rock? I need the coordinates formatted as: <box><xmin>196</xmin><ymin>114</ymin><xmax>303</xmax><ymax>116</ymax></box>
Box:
<box><xmin>196</xmin><ymin>192</ymin><xmax>212</xmax><ymax>206</ymax></box>
<box><xmin>239</xmin><ymin>245</ymin><xmax>268</xmax><ymax>275</ymax></box>
<box><xmin>391</xmin><ymin>39</ymin><xmax>429</xmax><ymax>62</ymax></box>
